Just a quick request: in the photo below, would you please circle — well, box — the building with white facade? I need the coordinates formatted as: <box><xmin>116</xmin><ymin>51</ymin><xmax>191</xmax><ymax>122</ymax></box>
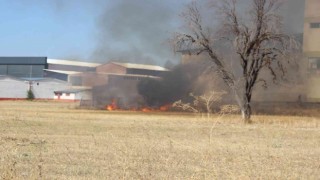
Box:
<box><xmin>304</xmin><ymin>0</ymin><xmax>320</xmax><ymax>102</ymax></box>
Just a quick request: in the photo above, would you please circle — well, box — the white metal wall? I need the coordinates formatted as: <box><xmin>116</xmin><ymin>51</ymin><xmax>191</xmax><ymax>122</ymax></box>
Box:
<box><xmin>0</xmin><ymin>77</ymin><xmax>29</xmax><ymax>99</ymax></box>
<box><xmin>0</xmin><ymin>76</ymin><xmax>70</xmax><ymax>99</ymax></box>
<box><xmin>32</xmin><ymin>79</ymin><xmax>70</xmax><ymax>99</ymax></box>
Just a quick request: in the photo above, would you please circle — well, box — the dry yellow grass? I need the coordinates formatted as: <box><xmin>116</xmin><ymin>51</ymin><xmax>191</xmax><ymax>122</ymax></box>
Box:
<box><xmin>0</xmin><ymin>101</ymin><xmax>319</xmax><ymax>179</ymax></box>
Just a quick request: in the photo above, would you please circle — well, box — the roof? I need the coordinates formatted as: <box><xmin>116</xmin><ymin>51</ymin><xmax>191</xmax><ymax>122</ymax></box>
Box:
<box><xmin>47</xmin><ymin>59</ymin><xmax>101</xmax><ymax>67</ymax></box>
<box><xmin>0</xmin><ymin>57</ymin><xmax>47</xmax><ymax>65</ymax></box>
<box><xmin>0</xmin><ymin>75</ymin><xmax>69</xmax><ymax>84</ymax></box>
<box><xmin>54</xmin><ymin>87</ymin><xmax>91</xmax><ymax>94</ymax></box>
<box><xmin>0</xmin><ymin>75</ymin><xmax>26</xmax><ymax>81</ymax></box>
<box><xmin>106</xmin><ymin>73</ymin><xmax>160</xmax><ymax>79</ymax></box>
<box><xmin>21</xmin><ymin>77</ymin><xmax>47</xmax><ymax>81</ymax></box>
<box><xmin>35</xmin><ymin>78</ymin><xmax>70</xmax><ymax>84</ymax></box>
<box><xmin>69</xmin><ymin>71</ymin><xmax>160</xmax><ymax>79</ymax></box>
<box><xmin>44</xmin><ymin>69</ymin><xmax>81</xmax><ymax>75</ymax></box>
<box><xmin>111</xmin><ymin>62</ymin><xmax>168</xmax><ymax>71</ymax></box>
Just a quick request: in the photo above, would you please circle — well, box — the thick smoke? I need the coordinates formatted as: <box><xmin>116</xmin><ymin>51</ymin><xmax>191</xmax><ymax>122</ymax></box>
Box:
<box><xmin>138</xmin><ymin>0</ymin><xmax>307</xmax><ymax>109</ymax></box>
<box><xmin>91</xmin><ymin>0</ymin><xmax>187</xmax><ymax>65</ymax></box>
<box><xmin>15</xmin><ymin>0</ymin><xmax>305</xmax><ymax>64</ymax></box>
<box><xmin>137</xmin><ymin>60</ymin><xmax>231</xmax><ymax>107</ymax></box>
<box><xmin>282</xmin><ymin>0</ymin><xmax>305</xmax><ymax>34</ymax></box>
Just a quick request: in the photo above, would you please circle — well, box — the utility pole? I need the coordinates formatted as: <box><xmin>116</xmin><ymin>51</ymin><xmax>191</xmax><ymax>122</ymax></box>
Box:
<box><xmin>28</xmin><ymin>81</ymin><xmax>34</xmax><ymax>91</ymax></box>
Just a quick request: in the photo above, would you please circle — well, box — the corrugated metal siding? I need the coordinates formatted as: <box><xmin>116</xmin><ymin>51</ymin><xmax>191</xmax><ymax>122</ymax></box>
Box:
<box><xmin>0</xmin><ymin>57</ymin><xmax>47</xmax><ymax>65</ymax></box>
<box><xmin>47</xmin><ymin>59</ymin><xmax>100</xmax><ymax>67</ymax></box>
<box><xmin>0</xmin><ymin>78</ymin><xmax>28</xmax><ymax>98</ymax></box>
<box><xmin>32</xmin><ymin>80</ymin><xmax>70</xmax><ymax>99</ymax></box>
<box><xmin>48</xmin><ymin>64</ymin><xmax>95</xmax><ymax>72</ymax></box>
<box><xmin>0</xmin><ymin>57</ymin><xmax>47</xmax><ymax>78</ymax></box>
<box><xmin>44</xmin><ymin>71</ymin><xmax>69</xmax><ymax>81</ymax></box>
<box><xmin>0</xmin><ymin>77</ymin><xmax>70</xmax><ymax>99</ymax></box>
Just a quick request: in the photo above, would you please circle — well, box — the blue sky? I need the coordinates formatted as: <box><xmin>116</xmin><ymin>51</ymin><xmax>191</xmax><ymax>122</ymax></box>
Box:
<box><xmin>0</xmin><ymin>1</ymin><xmax>105</xmax><ymax>60</ymax></box>
<box><xmin>0</xmin><ymin>0</ymin><xmax>188</xmax><ymax>64</ymax></box>
<box><xmin>0</xmin><ymin>0</ymin><xmax>304</xmax><ymax>65</ymax></box>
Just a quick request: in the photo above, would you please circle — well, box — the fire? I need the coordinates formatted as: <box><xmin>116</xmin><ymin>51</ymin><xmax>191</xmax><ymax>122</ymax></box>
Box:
<box><xmin>105</xmin><ymin>99</ymin><xmax>171</xmax><ymax>112</ymax></box>
<box><xmin>139</xmin><ymin>105</ymin><xmax>171</xmax><ymax>112</ymax></box>
<box><xmin>159</xmin><ymin>104</ymin><xmax>171</xmax><ymax>111</ymax></box>
<box><xmin>141</xmin><ymin>107</ymin><xmax>152</xmax><ymax>112</ymax></box>
<box><xmin>106</xmin><ymin>99</ymin><xmax>118</xmax><ymax>111</ymax></box>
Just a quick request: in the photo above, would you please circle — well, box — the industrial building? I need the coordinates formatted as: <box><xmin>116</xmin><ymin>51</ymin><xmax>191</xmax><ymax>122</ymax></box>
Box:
<box><xmin>304</xmin><ymin>0</ymin><xmax>320</xmax><ymax>102</ymax></box>
<box><xmin>0</xmin><ymin>57</ymin><xmax>101</xmax><ymax>81</ymax></box>
<box><xmin>96</xmin><ymin>62</ymin><xmax>168</xmax><ymax>76</ymax></box>
<box><xmin>92</xmin><ymin>73</ymin><xmax>161</xmax><ymax>108</ymax></box>
<box><xmin>0</xmin><ymin>57</ymin><xmax>47</xmax><ymax>79</ymax></box>
<box><xmin>0</xmin><ymin>57</ymin><xmax>100</xmax><ymax>100</ymax></box>
<box><xmin>44</xmin><ymin>59</ymin><xmax>101</xmax><ymax>81</ymax></box>
<box><xmin>54</xmin><ymin>87</ymin><xmax>92</xmax><ymax>101</ymax></box>
<box><xmin>69</xmin><ymin>62</ymin><xmax>168</xmax><ymax>86</ymax></box>
<box><xmin>0</xmin><ymin>56</ymin><xmax>168</xmax><ymax>104</ymax></box>
<box><xmin>0</xmin><ymin>75</ymin><xmax>70</xmax><ymax>100</ymax></box>
<box><xmin>68</xmin><ymin>62</ymin><xmax>168</xmax><ymax>108</ymax></box>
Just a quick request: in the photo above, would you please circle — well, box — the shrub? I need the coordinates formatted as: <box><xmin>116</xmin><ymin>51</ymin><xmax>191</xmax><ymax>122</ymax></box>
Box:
<box><xmin>27</xmin><ymin>90</ymin><xmax>35</xmax><ymax>100</ymax></box>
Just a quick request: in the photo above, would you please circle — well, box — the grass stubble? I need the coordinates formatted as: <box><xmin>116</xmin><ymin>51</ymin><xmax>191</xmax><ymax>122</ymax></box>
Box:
<box><xmin>0</xmin><ymin>101</ymin><xmax>319</xmax><ymax>179</ymax></box>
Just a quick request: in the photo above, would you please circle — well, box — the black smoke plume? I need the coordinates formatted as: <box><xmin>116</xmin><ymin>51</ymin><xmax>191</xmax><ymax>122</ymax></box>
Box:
<box><xmin>91</xmin><ymin>0</ymin><xmax>186</xmax><ymax>64</ymax></box>
<box><xmin>137</xmin><ymin>61</ymin><xmax>226</xmax><ymax>107</ymax></box>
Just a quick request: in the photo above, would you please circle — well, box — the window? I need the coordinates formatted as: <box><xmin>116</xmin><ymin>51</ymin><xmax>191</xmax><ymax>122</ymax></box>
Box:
<box><xmin>309</xmin><ymin>58</ymin><xmax>320</xmax><ymax>69</ymax></box>
<box><xmin>65</xmin><ymin>93</ymin><xmax>70</xmax><ymax>96</ymax></box>
<box><xmin>310</xmin><ymin>23</ymin><xmax>320</xmax><ymax>28</ymax></box>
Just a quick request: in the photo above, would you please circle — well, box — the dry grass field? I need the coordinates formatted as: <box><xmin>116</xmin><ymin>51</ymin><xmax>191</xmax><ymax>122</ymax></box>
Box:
<box><xmin>0</xmin><ymin>101</ymin><xmax>319</xmax><ymax>179</ymax></box>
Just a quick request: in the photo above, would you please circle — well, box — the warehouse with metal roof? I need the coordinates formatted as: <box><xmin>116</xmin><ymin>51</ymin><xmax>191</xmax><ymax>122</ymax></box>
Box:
<box><xmin>0</xmin><ymin>57</ymin><xmax>169</xmax><ymax>103</ymax></box>
<box><xmin>0</xmin><ymin>57</ymin><xmax>47</xmax><ymax>79</ymax></box>
<box><xmin>0</xmin><ymin>57</ymin><xmax>100</xmax><ymax>100</ymax></box>
<box><xmin>0</xmin><ymin>75</ymin><xmax>70</xmax><ymax>100</ymax></box>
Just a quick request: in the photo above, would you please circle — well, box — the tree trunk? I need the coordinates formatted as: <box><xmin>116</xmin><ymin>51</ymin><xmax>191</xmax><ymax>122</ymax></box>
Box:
<box><xmin>241</xmin><ymin>102</ymin><xmax>252</xmax><ymax>124</ymax></box>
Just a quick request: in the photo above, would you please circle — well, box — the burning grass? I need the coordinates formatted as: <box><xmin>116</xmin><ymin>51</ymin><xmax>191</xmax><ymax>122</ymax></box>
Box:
<box><xmin>0</xmin><ymin>101</ymin><xmax>319</xmax><ymax>179</ymax></box>
<box><xmin>105</xmin><ymin>99</ymin><xmax>172</xmax><ymax>112</ymax></box>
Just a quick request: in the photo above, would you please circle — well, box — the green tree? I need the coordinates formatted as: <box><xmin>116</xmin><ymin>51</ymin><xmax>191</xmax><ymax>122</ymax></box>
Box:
<box><xmin>27</xmin><ymin>90</ymin><xmax>35</xmax><ymax>100</ymax></box>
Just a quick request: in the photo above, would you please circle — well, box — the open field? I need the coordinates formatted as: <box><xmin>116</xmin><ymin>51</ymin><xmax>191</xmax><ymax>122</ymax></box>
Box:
<box><xmin>0</xmin><ymin>101</ymin><xmax>319</xmax><ymax>179</ymax></box>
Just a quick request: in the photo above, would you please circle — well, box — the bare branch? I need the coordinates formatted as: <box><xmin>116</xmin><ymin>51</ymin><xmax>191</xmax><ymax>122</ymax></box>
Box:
<box><xmin>174</xmin><ymin>0</ymin><xmax>297</xmax><ymax>122</ymax></box>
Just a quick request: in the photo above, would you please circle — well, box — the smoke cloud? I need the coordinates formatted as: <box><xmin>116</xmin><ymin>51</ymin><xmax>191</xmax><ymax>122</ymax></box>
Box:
<box><xmin>282</xmin><ymin>0</ymin><xmax>305</xmax><ymax>33</ymax></box>
<box><xmin>91</xmin><ymin>0</ymin><xmax>188</xmax><ymax>65</ymax></box>
<box><xmin>14</xmin><ymin>0</ymin><xmax>305</xmax><ymax>65</ymax></box>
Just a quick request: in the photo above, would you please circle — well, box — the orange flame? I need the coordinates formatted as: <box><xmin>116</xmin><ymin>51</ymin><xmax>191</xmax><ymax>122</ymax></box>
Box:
<box><xmin>141</xmin><ymin>107</ymin><xmax>152</xmax><ymax>112</ymax></box>
<box><xmin>106</xmin><ymin>99</ymin><xmax>118</xmax><ymax>111</ymax></box>
<box><xmin>105</xmin><ymin>100</ymin><xmax>171</xmax><ymax>112</ymax></box>
<box><xmin>159</xmin><ymin>104</ymin><xmax>171</xmax><ymax>111</ymax></box>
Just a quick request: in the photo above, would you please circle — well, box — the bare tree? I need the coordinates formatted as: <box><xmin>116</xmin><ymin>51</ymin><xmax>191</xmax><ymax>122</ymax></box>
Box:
<box><xmin>173</xmin><ymin>90</ymin><xmax>226</xmax><ymax>116</ymax></box>
<box><xmin>174</xmin><ymin>0</ymin><xmax>298</xmax><ymax>123</ymax></box>
<box><xmin>195</xmin><ymin>91</ymin><xmax>226</xmax><ymax>114</ymax></box>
